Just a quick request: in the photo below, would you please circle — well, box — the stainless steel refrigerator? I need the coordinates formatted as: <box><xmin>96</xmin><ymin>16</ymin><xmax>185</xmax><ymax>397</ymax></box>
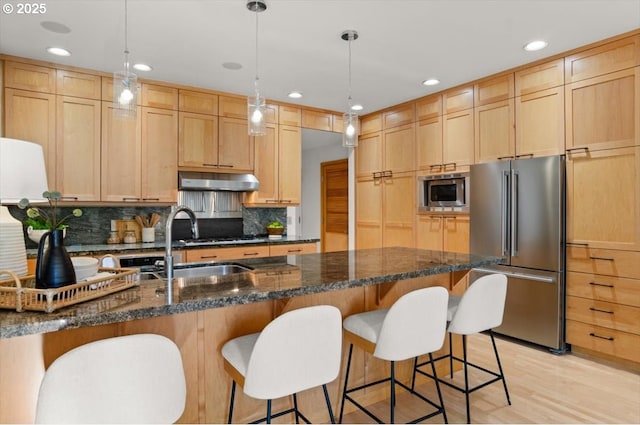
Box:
<box><xmin>470</xmin><ymin>155</ymin><xmax>566</xmax><ymax>352</ymax></box>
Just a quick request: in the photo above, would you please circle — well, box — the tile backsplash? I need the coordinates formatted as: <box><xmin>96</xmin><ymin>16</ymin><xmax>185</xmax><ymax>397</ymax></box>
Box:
<box><xmin>9</xmin><ymin>205</ymin><xmax>286</xmax><ymax>247</ymax></box>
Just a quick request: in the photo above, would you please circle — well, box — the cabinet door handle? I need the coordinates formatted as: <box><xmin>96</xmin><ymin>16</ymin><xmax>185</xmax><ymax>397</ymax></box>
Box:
<box><xmin>515</xmin><ymin>153</ymin><xmax>534</xmax><ymax>159</ymax></box>
<box><xmin>589</xmin><ymin>281</ymin><xmax>614</xmax><ymax>288</ymax></box>
<box><xmin>589</xmin><ymin>307</ymin><xmax>614</xmax><ymax>314</ymax></box>
<box><xmin>383</xmin><ymin>170</ymin><xmax>393</xmax><ymax>178</ymax></box>
<box><xmin>497</xmin><ymin>156</ymin><xmax>515</xmax><ymax>160</ymax></box>
<box><xmin>122</xmin><ymin>197</ymin><xmax>141</xmax><ymax>201</ymax></box>
<box><xmin>266</xmin><ymin>199</ymin><xmax>279</xmax><ymax>203</ymax></box>
<box><xmin>218</xmin><ymin>164</ymin><xmax>234</xmax><ymax>168</ymax></box>
<box><xmin>200</xmin><ymin>255</ymin><xmax>218</xmax><ymax>259</ymax></box>
<box><xmin>142</xmin><ymin>198</ymin><xmax>160</xmax><ymax>201</ymax></box>
<box><xmin>280</xmin><ymin>199</ymin><xmax>293</xmax><ymax>203</ymax></box>
<box><xmin>372</xmin><ymin>171</ymin><xmax>382</xmax><ymax>179</ymax></box>
<box><xmin>243</xmin><ymin>252</ymin><xmax>260</xmax><ymax>256</ymax></box>
<box><xmin>589</xmin><ymin>333</ymin><xmax>614</xmax><ymax>341</ymax></box>
<box><xmin>60</xmin><ymin>196</ymin><xmax>78</xmax><ymax>201</ymax></box>
<box><xmin>287</xmin><ymin>249</ymin><xmax>303</xmax><ymax>253</ymax></box>
<box><xmin>202</xmin><ymin>163</ymin><xmax>218</xmax><ymax>167</ymax></box>
<box><xmin>590</xmin><ymin>256</ymin><xmax>614</xmax><ymax>261</ymax></box>
<box><xmin>566</xmin><ymin>146</ymin><xmax>589</xmax><ymax>153</ymax></box>
<box><xmin>428</xmin><ymin>164</ymin><xmax>442</xmax><ymax>171</ymax></box>
<box><xmin>568</xmin><ymin>242</ymin><xmax>589</xmax><ymax>247</ymax></box>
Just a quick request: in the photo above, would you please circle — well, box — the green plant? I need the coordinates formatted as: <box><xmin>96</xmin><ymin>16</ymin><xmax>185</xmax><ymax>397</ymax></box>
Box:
<box><xmin>266</xmin><ymin>221</ymin><xmax>284</xmax><ymax>228</ymax></box>
<box><xmin>18</xmin><ymin>190</ymin><xmax>83</xmax><ymax>230</ymax></box>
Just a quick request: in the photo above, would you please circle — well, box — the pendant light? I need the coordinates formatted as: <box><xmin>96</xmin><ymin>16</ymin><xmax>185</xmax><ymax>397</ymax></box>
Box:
<box><xmin>113</xmin><ymin>0</ymin><xmax>137</xmax><ymax>118</ymax></box>
<box><xmin>341</xmin><ymin>30</ymin><xmax>359</xmax><ymax>148</ymax></box>
<box><xmin>247</xmin><ymin>0</ymin><xmax>267</xmax><ymax>136</ymax></box>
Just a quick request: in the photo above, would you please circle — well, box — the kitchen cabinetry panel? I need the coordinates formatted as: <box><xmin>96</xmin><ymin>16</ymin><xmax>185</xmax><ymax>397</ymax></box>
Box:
<box><xmin>178</xmin><ymin>112</ymin><xmax>219</xmax><ymax>168</ymax></box>
<box><xmin>56</xmin><ymin>70</ymin><xmax>101</xmax><ymax>100</ymax></box>
<box><xmin>567</xmin><ymin>271</ymin><xmax>640</xmax><ymax>307</ymax></box>
<box><xmin>383</xmin><ymin>104</ymin><xmax>415</xmax><ymax>129</ymax></box>
<box><xmin>247</xmin><ymin>123</ymin><xmax>278</xmax><ymax>204</ymax></box>
<box><xmin>3</xmin><ymin>61</ymin><xmax>55</xmax><ymax>93</ymax></box>
<box><xmin>566</xmin><ymin>246</ymin><xmax>640</xmax><ymax>280</ymax></box>
<box><xmin>301</xmin><ymin>110</ymin><xmax>332</xmax><ymax>131</ymax></box>
<box><xmin>56</xmin><ymin>96</ymin><xmax>101</xmax><ymax>201</ymax></box>
<box><xmin>3</xmin><ymin>88</ymin><xmax>56</xmax><ymax>188</ymax></box>
<box><xmin>178</xmin><ymin>90</ymin><xmax>218</xmax><ymax>115</ymax></box>
<box><xmin>141</xmin><ymin>84</ymin><xmax>178</xmax><ymax>110</ymax></box>
<box><xmin>416</xmin><ymin>116</ymin><xmax>443</xmax><ymax>173</ymax></box>
<box><xmin>566</xmin><ymin>320</ymin><xmax>640</xmax><ymax>364</ymax></box>
<box><xmin>278</xmin><ymin>125</ymin><xmax>301</xmax><ymax>204</ymax></box>
<box><xmin>141</xmin><ymin>107</ymin><xmax>178</xmax><ymax>202</ymax></box>
<box><xmin>567</xmin><ymin>295</ymin><xmax>640</xmax><ymax>335</ymax></box>
<box><xmin>185</xmin><ymin>245</ymin><xmax>270</xmax><ymax>262</ymax></box>
<box><xmin>565</xmin><ymin>67</ymin><xmax>639</xmax><ymax>151</ymax></box>
<box><xmin>416</xmin><ymin>215</ymin><xmax>469</xmax><ymax>254</ymax></box>
<box><xmin>565</xmin><ymin>35</ymin><xmax>640</xmax><ymax>83</ymax></box>
<box><xmin>360</xmin><ymin>113</ymin><xmax>382</xmax><ymax>135</ymax></box>
<box><xmin>382</xmin><ymin>171</ymin><xmax>416</xmax><ymax>248</ymax></box>
<box><xmin>566</xmin><ymin>147</ymin><xmax>639</xmax><ymax>251</ymax></box>
<box><xmin>101</xmin><ymin>102</ymin><xmax>142</xmax><ymax>202</ymax></box>
<box><xmin>415</xmin><ymin>95</ymin><xmax>442</xmax><ymax>122</ymax></box>
<box><xmin>383</xmin><ymin>123</ymin><xmax>415</xmax><ymax>173</ymax></box>
<box><xmin>218</xmin><ymin>95</ymin><xmax>246</xmax><ymax>119</ymax></box>
<box><xmin>474</xmin><ymin>99</ymin><xmax>515</xmax><ymax>163</ymax></box>
<box><xmin>218</xmin><ymin>117</ymin><xmax>254</xmax><ymax>171</ymax></box>
<box><xmin>443</xmin><ymin>108</ymin><xmax>474</xmax><ymax>170</ymax></box>
<box><xmin>269</xmin><ymin>243</ymin><xmax>318</xmax><ymax>256</ymax></box>
<box><xmin>515</xmin><ymin>58</ymin><xmax>564</xmax><ymax>95</ymax></box>
<box><xmin>355</xmin><ymin>177</ymin><xmax>383</xmax><ymax>249</ymax></box>
<box><xmin>443</xmin><ymin>86</ymin><xmax>473</xmax><ymax>114</ymax></box>
<box><xmin>515</xmin><ymin>86</ymin><xmax>564</xmax><ymax>157</ymax></box>
<box><xmin>278</xmin><ymin>105</ymin><xmax>301</xmax><ymax>127</ymax></box>
<box><xmin>355</xmin><ymin>132</ymin><xmax>382</xmax><ymax>178</ymax></box>
<box><xmin>331</xmin><ymin>114</ymin><xmax>343</xmax><ymax>133</ymax></box>
<box><xmin>474</xmin><ymin>74</ymin><xmax>513</xmax><ymax>106</ymax></box>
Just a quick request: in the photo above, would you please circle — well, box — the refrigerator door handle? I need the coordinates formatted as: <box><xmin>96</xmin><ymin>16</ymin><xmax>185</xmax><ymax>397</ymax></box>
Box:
<box><xmin>472</xmin><ymin>268</ymin><xmax>556</xmax><ymax>283</ymax></box>
<box><xmin>502</xmin><ymin>170</ymin><xmax>510</xmax><ymax>256</ymax></box>
<box><xmin>511</xmin><ymin>170</ymin><xmax>519</xmax><ymax>257</ymax></box>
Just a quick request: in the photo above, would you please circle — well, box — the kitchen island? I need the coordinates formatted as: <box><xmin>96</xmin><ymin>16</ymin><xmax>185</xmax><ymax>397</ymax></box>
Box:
<box><xmin>0</xmin><ymin>247</ymin><xmax>501</xmax><ymax>423</ymax></box>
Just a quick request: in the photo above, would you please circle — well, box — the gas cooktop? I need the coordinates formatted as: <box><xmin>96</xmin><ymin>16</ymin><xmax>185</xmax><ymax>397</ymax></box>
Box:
<box><xmin>176</xmin><ymin>235</ymin><xmax>268</xmax><ymax>247</ymax></box>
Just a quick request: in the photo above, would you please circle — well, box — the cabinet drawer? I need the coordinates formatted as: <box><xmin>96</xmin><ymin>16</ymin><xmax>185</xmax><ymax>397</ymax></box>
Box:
<box><xmin>567</xmin><ymin>246</ymin><xmax>640</xmax><ymax>279</ymax></box>
<box><xmin>185</xmin><ymin>246</ymin><xmax>270</xmax><ymax>262</ymax></box>
<box><xmin>567</xmin><ymin>271</ymin><xmax>640</xmax><ymax>307</ymax></box>
<box><xmin>566</xmin><ymin>319</ymin><xmax>640</xmax><ymax>363</ymax></box>
<box><xmin>269</xmin><ymin>243</ymin><xmax>317</xmax><ymax>256</ymax></box>
<box><xmin>566</xmin><ymin>295</ymin><xmax>640</xmax><ymax>334</ymax></box>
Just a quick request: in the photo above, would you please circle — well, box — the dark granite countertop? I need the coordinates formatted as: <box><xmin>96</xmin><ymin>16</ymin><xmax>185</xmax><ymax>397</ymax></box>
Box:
<box><xmin>1</xmin><ymin>247</ymin><xmax>502</xmax><ymax>339</ymax></box>
<box><xmin>25</xmin><ymin>235</ymin><xmax>320</xmax><ymax>258</ymax></box>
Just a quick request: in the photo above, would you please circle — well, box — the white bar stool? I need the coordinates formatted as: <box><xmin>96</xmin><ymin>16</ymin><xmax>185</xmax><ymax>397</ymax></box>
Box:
<box><xmin>221</xmin><ymin>305</ymin><xmax>343</xmax><ymax>424</ymax></box>
<box><xmin>338</xmin><ymin>286</ymin><xmax>449</xmax><ymax>424</ymax></box>
<box><xmin>413</xmin><ymin>273</ymin><xmax>511</xmax><ymax>423</ymax></box>
<box><xmin>35</xmin><ymin>333</ymin><xmax>187</xmax><ymax>424</ymax></box>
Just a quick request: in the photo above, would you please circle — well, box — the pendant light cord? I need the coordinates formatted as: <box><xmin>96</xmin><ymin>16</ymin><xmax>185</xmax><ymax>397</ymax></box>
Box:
<box><xmin>347</xmin><ymin>33</ymin><xmax>353</xmax><ymax>108</ymax></box>
<box><xmin>254</xmin><ymin>2</ymin><xmax>260</xmax><ymax>96</ymax></box>
<box><xmin>123</xmin><ymin>0</ymin><xmax>129</xmax><ymax>73</ymax></box>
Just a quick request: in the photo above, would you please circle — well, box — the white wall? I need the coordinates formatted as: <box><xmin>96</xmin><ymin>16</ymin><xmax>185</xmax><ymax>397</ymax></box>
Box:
<box><xmin>288</xmin><ymin>130</ymin><xmax>347</xmax><ymax>238</ymax></box>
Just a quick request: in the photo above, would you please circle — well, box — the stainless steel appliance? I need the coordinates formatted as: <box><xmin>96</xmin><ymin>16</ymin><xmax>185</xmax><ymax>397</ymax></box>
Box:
<box><xmin>470</xmin><ymin>155</ymin><xmax>566</xmax><ymax>352</ymax></box>
<box><xmin>418</xmin><ymin>172</ymin><xmax>470</xmax><ymax>213</ymax></box>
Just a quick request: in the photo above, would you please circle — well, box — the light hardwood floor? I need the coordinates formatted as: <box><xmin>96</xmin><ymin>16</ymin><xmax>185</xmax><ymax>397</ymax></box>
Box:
<box><xmin>338</xmin><ymin>333</ymin><xmax>640</xmax><ymax>424</ymax></box>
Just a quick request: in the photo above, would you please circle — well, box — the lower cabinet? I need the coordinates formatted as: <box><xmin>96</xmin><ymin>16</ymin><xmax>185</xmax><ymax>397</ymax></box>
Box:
<box><xmin>184</xmin><ymin>243</ymin><xmax>317</xmax><ymax>262</ymax></box>
<box><xmin>565</xmin><ymin>245</ymin><xmax>640</xmax><ymax>365</ymax></box>
<box><xmin>416</xmin><ymin>214</ymin><xmax>470</xmax><ymax>253</ymax></box>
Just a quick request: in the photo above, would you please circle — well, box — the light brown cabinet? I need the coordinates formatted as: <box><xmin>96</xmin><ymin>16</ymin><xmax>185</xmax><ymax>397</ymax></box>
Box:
<box><xmin>443</xmin><ymin>108</ymin><xmax>474</xmax><ymax>171</ymax></box>
<box><xmin>566</xmin><ymin>146</ymin><xmax>639</xmax><ymax>251</ymax></box>
<box><xmin>56</xmin><ymin>70</ymin><xmax>101</xmax><ymax>100</ymax></box>
<box><xmin>515</xmin><ymin>86</ymin><xmax>565</xmax><ymax>157</ymax></box>
<box><xmin>55</xmin><ymin>96</ymin><xmax>101</xmax><ymax>201</ymax></box>
<box><xmin>301</xmin><ymin>110</ymin><xmax>332</xmax><ymax>131</ymax></box>
<box><xmin>416</xmin><ymin>115</ymin><xmax>443</xmax><ymax>173</ymax></box>
<box><xmin>3</xmin><ymin>61</ymin><xmax>55</xmax><ymax>93</ymax></box>
<box><xmin>278</xmin><ymin>105</ymin><xmax>301</xmax><ymax>127</ymax></box>
<box><xmin>474</xmin><ymin>99</ymin><xmax>515</xmax><ymax>163</ymax></box>
<box><xmin>246</xmin><ymin>124</ymin><xmax>301</xmax><ymax>205</ymax></box>
<box><xmin>269</xmin><ymin>242</ymin><xmax>318</xmax><ymax>256</ymax></box>
<box><xmin>178</xmin><ymin>112</ymin><xmax>219</xmax><ymax>169</ymax></box>
<box><xmin>178</xmin><ymin>90</ymin><xmax>218</xmax><ymax>115</ymax></box>
<box><xmin>141</xmin><ymin>83</ymin><xmax>178</xmax><ymax>110</ymax></box>
<box><xmin>218</xmin><ymin>117</ymin><xmax>254</xmax><ymax>172</ymax></box>
<box><xmin>416</xmin><ymin>215</ymin><xmax>469</xmax><ymax>253</ymax></box>
<box><xmin>141</xmin><ymin>107</ymin><xmax>178</xmax><ymax>202</ymax></box>
<box><xmin>185</xmin><ymin>245</ymin><xmax>270</xmax><ymax>262</ymax></box>
<box><xmin>383</xmin><ymin>104</ymin><xmax>414</xmax><ymax>129</ymax></box>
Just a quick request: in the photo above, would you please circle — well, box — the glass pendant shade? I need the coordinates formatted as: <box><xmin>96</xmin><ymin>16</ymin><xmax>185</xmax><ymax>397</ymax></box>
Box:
<box><xmin>113</xmin><ymin>69</ymin><xmax>137</xmax><ymax>118</ymax></box>
<box><xmin>342</xmin><ymin>110</ymin><xmax>359</xmax><ymax>148</ymax></box>
<box><xmin>248</xmin><ymin>94</ymin><xmax>266</xmax><ymax>135</ymax></box>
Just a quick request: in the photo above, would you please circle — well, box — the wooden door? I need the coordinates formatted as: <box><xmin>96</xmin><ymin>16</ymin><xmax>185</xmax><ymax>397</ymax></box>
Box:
<box><xmin>515</xmin><ymin>87</ymin><xmax>565</xmax><ymax>157</ymax></box>
<box><xmin>321</xmin><ymin>159</ymin><xmax>348</xmax><ymax>252</ymax></box>
<box><xmin>444</xmin><ymin>215</ymin><xmax>470</xmax><ymax>253</ymax></box>
<box><xmin>382</xmin><ymin>171</ymin><xmax>416</xmax><ymax>248</ymax></box>
<box><xmin>248</xmin><ymin>123</ymin><xmax>278</xmax><ymax>204</ymax></box>
<box><xmin>566</xmin><ymin>146</ymin><xmax>639</xmax><ymax>251</ymax></box>
<box><xmin>416</xmin><ymin>215</ymin><xmax>444</xmax><ymax>251</ymax></box>
<box><xmin>474</xmin><ymin>99</ymin><xmax>515</xmax><ymax>163</ymax></box>
<box><xmin>443</xmin><ymin>108</ymin><xmax>474</xmax><ymax>170</ymax></box>
<box><xmin>56</xmin><ymin>96</ymin><xmax>101</xmax><ymax>201</ymax></box>
<box><xmin>141</xmin><ymin>107</ymin><xmax>177</xmax><ymax>202</ymax></box>
<box><xmin>383</xmin><ymin>123</ymin><xmax>415</xmax><ymax>173</ymax></box>
<box><xmin>4</xmin><ymin>88</ymin><xmax>56</xmax><ymax>189</ymax></box>
<box><xmin>178</xmin><ymin>112</ymin><xmax>218</xmax><ymax>168</ymax></box>
<box><xmin>355</xmin><ymin>132</ymin><xmax>382</xmax><ymax>178</ymax></box>
<box><xmin>416</xmin><ymin>116</ymin><xmax>443</xmax><ymax>173</ymax></box>
<box><xmin>278</xmin><ymin>125</ymin><xmax>301</xmax><ymax>204</ymax></box>
<box><xmin>355</xmin><ymin>176</ymin><xmax>382</xmax><ymax>249</ymax></box>
<box><xmin>101</xmin><ymin>102</ymin><xmax>142</xmax><ymax>202</ymax></box>
<box><xmin>218</xmin><ymin>117</ymin><xmax>253</xmax><ymax>171</ymax></box>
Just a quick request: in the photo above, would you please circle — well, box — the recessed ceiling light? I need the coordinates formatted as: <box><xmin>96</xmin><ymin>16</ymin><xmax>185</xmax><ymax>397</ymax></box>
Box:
<box><xmin>222</xmin><ymin>62</ymin><xmax>242</xmax><ymax>70</ymax></box>
<box><xmin>133</xmin><ymin>63</ymin><xmax>152</xmax><ymax>72</ymax></box>
<box><xmin>422</xmin><ymin>78</ymin><xmax>440</xmax><ymax>86</ymax></box>
<box><xmin>40</xmin><ymin>21</ymin><xmax>71</xmax><ymax>34</ymax></box>
<box><xmin>524</xmin><ymin>40</ymin><xmax>548</xmax><ymax>52</ymax></box>
<box><xmin>46</xmin><ymin>47</ymin><xmax>71</xmax><ymax>57</ymax></box>
<box><xmin>288</xmin><ymin>91</ymin><xmax>303</xmax><ymax>99</ymax></box>
<box><xmin>351</xmin><ymin>104</ymin><xmax>363</xmax><ymax>111</ymax></box>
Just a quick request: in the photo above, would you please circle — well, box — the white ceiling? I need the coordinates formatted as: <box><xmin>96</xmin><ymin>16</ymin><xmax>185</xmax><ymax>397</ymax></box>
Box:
<box><xmin>0</xmin><ymin>0</ymin><xmax>639</xmax><ymax>115</ymax></box>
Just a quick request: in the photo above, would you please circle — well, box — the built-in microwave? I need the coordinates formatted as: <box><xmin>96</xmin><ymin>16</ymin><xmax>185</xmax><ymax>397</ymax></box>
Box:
<box><xmin>418</xmin><ymin>173</ymin><xmax>470</xmax><ymax>213</ymax></box>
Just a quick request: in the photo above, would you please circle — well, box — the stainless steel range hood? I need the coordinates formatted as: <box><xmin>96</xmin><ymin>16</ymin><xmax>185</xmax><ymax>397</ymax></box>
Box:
<box><xmin>178</xmin><ymin>171</ymin><xmax>259</xmax><ymax>191</ymax></box>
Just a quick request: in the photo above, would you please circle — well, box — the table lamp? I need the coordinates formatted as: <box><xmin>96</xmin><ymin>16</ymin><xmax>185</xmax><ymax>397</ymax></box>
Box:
<box><xmin>0</xmin><ymin>138</ymin><xmax>49</xmax><ymax>276</ymax></box>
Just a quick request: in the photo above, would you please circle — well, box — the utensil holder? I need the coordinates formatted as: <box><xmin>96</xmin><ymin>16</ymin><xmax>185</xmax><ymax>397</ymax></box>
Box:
<box><xmin>142</xmin><ymin>227</ymin><xmax>155</xmax><ymax>243</ymax></box>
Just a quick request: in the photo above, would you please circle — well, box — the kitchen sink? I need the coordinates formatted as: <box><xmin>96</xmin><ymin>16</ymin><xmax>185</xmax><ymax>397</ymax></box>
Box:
<box><xmin>141</xmin><ymin>262</ymin><xmax>253</xmax><ymax>280</ymax></box>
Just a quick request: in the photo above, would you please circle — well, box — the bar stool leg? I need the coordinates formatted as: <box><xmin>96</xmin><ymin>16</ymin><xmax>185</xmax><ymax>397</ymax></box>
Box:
<box><xmin>228</xmin><ymin>380</ymin><xmax>236</xmax><ymax>424</ymax></box>
<box><xmin>449</xmin><ymin>335</ymin><xmax>454</xmax><ymax>379</ymax></box>
<box><xmin>266</xmin><ymin>399</ymin><xmax>272</xmax><ymax>424</ymax></box>
<box><xmin>429</xmin><ymin>352</ymin><xmax>448</xmax><ymax>424</ymax></box>
<box><xmin>390</xmin><ymin>361</ymin><xmax>396</xmax><ymax>424</ymax></box>
<box><xmin>490</xmin><ymin>330</ymin><xmax>511</xmax><ymax>405</ymax></box>
<box><xmin>462</xmin><ymin>335</ymin><xmax>471</xmax><ymax>424</ymax></box>
<box><xmin>410</xmin><ymin>357</ymin><xmax>418</xmax><ymax>391</ymax></box>
<box><xmin>322</xmin><ymin>384</ymin><xmax>336</xmax><ymax>424</ymax></box>
<box><xmin>338</xmin><ymin>344</ymin><xmax>354</xmax><ymax>424</ymax></box>
<box><xmin>293</xmin><ymin>393</ymin><xmax>300</xmax><ymax>423</ymax></box>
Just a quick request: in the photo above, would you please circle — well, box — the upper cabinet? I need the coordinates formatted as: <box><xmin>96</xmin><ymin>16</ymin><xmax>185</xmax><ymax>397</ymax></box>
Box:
<box><xmin>178</xmin><ymin>111</ymin><xmax>219</xmax><ymax>168</ymax></box>
<box><xmin>179</xmin><ymin>90</ymin><xmax>218</xmax><ymax>115</ymax></box>
<box><xmin>442</xmin><ymin>86</ymin><xmax>474</xmax><ymax>171</ymax></box>
<box><xmin>301</xmin><ymin>110</ymin><xmax>332</xmax><ymax>131</ymax></box>
<box><xmin>218</xmin><ymin>117</ymin><xmax>254</xmax><ymax>172</ymax></box>
<box><xmin>383</xmin><ymin>104</ymin><xmax>415</xmax><ymax>129</ymax></box>
<box><xmin>3</xmin><ymin>61</ymin><xmax>55</xmax><ymax>93</ymax></box>
<box><xmin>141</xmin><ymin>107</ymin><xmax>178</xmax><ymax>201</ymax></box>
<box><xmin>56</xmin><ymin>70</ymin><xmax>101</xmax><ymax>100</ymax></box>
<box><xmin>415</xmin><ymin>95</ymin><xmax>443</xmax><ymax>173</ymax></box>
<box><xmin>473</xmin><ymin>74</ymin><xmax>515</xmax><ymax>163</ymax></box>
<box><xmin>141</xmin><ymin>83</ymin><xmax>178</xmax><ymax>110</ymax></box>
<box><xmin>564</xmin><ymin>35</ymin><xmax>640</xmax><ymax>84</ymax></box>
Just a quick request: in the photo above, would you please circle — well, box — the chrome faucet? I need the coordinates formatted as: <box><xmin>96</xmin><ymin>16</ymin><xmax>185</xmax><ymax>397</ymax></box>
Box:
<box><xmin>165</xmin><ymin>205</ymin><xmax>199</xmax><ymax>300</ymax></box>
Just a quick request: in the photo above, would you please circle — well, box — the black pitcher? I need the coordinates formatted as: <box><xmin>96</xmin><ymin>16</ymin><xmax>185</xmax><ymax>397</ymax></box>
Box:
<box><xmin>35</xmin><ymin>229</ymin><xmax>76</xmax><ymax>289</ymax></box>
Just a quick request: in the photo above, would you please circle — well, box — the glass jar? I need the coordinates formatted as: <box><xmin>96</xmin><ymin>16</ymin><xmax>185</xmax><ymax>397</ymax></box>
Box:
<box><xmin>123</xmin><ymin>230</ymin><xmax>136</xmax><ymax>244</ymax></box>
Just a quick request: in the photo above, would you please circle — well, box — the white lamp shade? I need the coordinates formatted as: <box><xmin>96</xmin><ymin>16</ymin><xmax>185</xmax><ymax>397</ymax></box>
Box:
<box><xmin>342</xmin><ymin>111</ymin><xmax>359</xmax><ymax>148</ymax></box>
<box><xmin>248</xmin><ymin>95</ymin><xmax>266</xmax><ymax>135</ymax></box>
<box><xmin>0</xmin><ymin>138</ymin><xmax>49</xmax><ymax>203</ymax></box>
<box><xmin>113</xmin><ymin>70</ymin><xmax>138</xmax><ymax>119</ymax></box>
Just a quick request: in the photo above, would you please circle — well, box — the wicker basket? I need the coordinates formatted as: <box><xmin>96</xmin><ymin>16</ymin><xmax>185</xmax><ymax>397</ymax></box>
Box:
<box><xmin>0</xmin><ymin>267</ymin><xmax>138</xmax><ymax>313</ymax></box>
<box><xmin>266</xmin><ymin>227</ymin><xmax>285</xmax><ymax>236</ymax></box>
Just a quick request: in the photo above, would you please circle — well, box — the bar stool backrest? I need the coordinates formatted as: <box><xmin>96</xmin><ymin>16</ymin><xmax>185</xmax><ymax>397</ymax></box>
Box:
<box><xmin>374</xmin><ymin>286</ymin><xmax>449</xmax><ymax>361</ymax></box>
<box><xmin>448</xmin><ymin>273</ymin><xmax>508</xmax><ymax>335</ymax></box>
<box><xmin>244</xmin><ymin>305</ymin><xmax>342</xmax><ymax>400</ymax></box>
<box><xmin>35</xmin><ymin>333</ymin><xmax>187</xmax><ymax>424</ymax></box>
